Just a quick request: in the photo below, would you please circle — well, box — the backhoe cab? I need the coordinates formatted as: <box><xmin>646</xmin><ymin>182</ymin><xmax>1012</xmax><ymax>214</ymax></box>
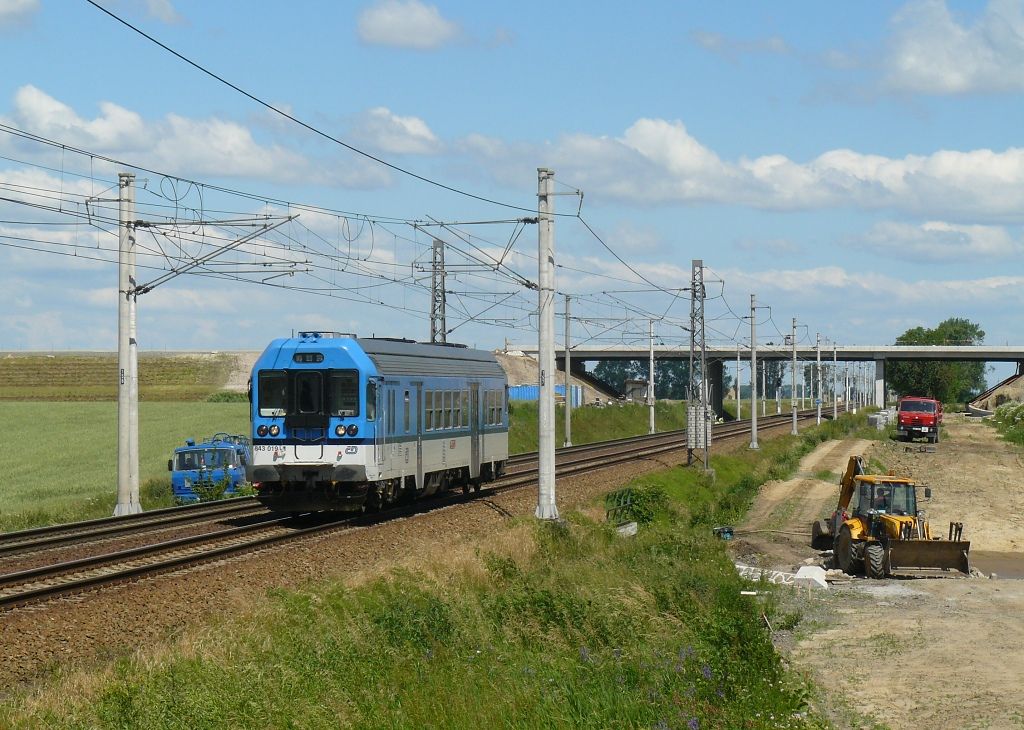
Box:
<box><xmin>811</xmin><ymin>456</ymin><xmax>970</xmax><ymax>578</ymax></box>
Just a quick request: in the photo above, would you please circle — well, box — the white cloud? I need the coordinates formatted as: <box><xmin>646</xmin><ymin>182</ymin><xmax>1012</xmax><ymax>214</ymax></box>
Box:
<box><xmin>350</xmin><ymin>106</ymin><xmax>441</xmax><ymax>154</ymax></box>
<box><xmin>691</xmin><ymin>30</ymin><xmax>791</xmax><ymax>60</ymax></box>
<box><xmin>464</xmin><ymin>116</ymin><xmax>1024</xmax><ymax>220</ymax></box>
<box><xmin>858</xmin><ymin>220</ymin><xmax>1023</xmax><ymax>261</ymax></box>
<box><xmin>1</xmin><ymin>86</ymin><xmax>391</xmax><ymax>189</ymax></box>
<box><xmin>727</xmin><ymin>265</ymin><xmax>1024</xmax><ymax>308</ymax></box>
<box><xmin>357</xmin><ymin>0</ymin><xmax>459</xmax><ymax>50</ymax></box>
<box><xmin>884</xmin><ymin>0</ymin><xmax>1024</xmax><ymax>94</ymax></box>
<box><xmin>0</xmin><ymin>0</ymin><xmax>38</xmax><ymax>27</ymax></box>
<box><xmin>143</xmin><ymin>0</ymin><xmax>184</xmax><ymax>25</ymax></box>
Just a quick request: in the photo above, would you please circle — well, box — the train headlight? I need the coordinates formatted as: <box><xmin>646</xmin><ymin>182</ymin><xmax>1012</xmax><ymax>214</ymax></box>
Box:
<box><xmin>346</xmin><ymin>424</ymin><xmax>359</xmax><ymax>437</ymax></box>
<box><xmin>269</xmin><ymin>424</ymin><xmax>280</xmax><ymax>437</ymax></box>
<box><xmin>257</xmin><ymin>425</ymin><xmax>269</xmax><ymax>437</ymax></box>
<box><xmin>335</xmin><ymin>424</ymin><xmax>345</xmax><ymax>437</ymax></box>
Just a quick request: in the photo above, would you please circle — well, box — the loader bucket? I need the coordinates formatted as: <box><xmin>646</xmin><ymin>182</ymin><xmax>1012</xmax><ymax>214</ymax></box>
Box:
<box><xmin>887</xmin><ymin>539</ymin><xmax>971</xmax><ymax>575</ymax></box>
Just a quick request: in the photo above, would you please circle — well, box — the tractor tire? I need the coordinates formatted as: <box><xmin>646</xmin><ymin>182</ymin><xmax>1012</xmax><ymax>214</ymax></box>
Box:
<box><xmin>866</xmin><ymin>543</ymin><xmax>886</xmax><ymax>579</ymax></box>
<box><xmin>835</xmin><ymin>526</ymin><xmax>864</xmax><ymax>575</ymax></box>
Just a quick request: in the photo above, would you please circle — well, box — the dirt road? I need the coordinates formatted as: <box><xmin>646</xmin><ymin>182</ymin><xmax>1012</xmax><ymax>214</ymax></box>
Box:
<box><xmin>734</xmin><ymin>417</ymin><xmax>1024</xmax><ymax>729</ymax></box>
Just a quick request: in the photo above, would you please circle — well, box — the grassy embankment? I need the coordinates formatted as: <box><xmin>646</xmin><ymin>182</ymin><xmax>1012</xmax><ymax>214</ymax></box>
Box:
<box><xmin>0</xmin><ymin>353</ymin><xmax>245</xmax><ymax>532</ymax></box>
<box><xmin>0</xmin><ymin>353</ymin><xmax>236</xmax><ymax>401</ymax></box>
<box><xmin>507</xmin><ymin>400</ymin><xmax>687</xmax><ymax>453</ymax></box>
<box><xmin>989</xmin><ymin>402</ymin><xmax>1024</xmax><ymax>446</ymax></box>
<box><xmin>0</xmin><ymin>413</ymin><xmax>882</xmax><ymax>729</ymax></box>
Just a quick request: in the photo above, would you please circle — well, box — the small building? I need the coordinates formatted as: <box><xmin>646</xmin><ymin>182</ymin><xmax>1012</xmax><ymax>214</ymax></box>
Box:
<box><xmin>623</xmin><ymin>378</ymin><xmax>649</xmax><ymax>403</ymax></box>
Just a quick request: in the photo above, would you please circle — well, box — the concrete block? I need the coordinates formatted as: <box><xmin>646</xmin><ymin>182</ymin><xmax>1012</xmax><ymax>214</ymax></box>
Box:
<box><xmin>794</xmin><ymin>565</ymin><xmax>829</xmax><ymax>590</ymax></box>
<box><xmin>616</xmin><ymin>521</ymin><xmax>638</xmax><ymax>538</ymax></box>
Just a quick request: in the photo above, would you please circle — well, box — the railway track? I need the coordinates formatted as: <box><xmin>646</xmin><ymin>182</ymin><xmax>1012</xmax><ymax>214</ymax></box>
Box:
<box><xmin>0</xmin><ymin>497</ymin><xmax>267</xmax><ymax>558</ymax></box>
<box><xmin>0</xmin><ymin>410</ymin><xmax>818</xmax><ymax>611</ymax></box>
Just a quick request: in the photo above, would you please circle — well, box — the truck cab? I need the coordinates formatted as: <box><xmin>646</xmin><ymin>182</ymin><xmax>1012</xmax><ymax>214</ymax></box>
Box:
<box><xmin>896</xmin><ymin>396</ymin><xmax>942</xmax><ymax>443</ymax></box>
<box><xmin>168</xmin><ymin>433</ymin><xmax>252</xmax><ymax>502</ymax></box>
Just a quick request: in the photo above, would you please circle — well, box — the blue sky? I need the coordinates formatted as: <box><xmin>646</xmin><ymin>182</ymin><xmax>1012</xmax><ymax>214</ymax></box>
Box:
<box><xmin>0</xmin><ymin>0</ymin><xmax>1021</xmax><ymax>383</ymax></box>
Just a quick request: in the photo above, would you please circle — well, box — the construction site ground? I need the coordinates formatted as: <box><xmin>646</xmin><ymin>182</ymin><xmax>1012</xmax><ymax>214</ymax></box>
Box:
<box><xmin>732</xmin><ymin>415</ymin><xmax>1024</xmax><ymax>729</ymax></box>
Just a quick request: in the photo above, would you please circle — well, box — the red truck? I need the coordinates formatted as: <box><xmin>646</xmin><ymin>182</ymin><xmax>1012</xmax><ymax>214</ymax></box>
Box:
<box><xmin>895</xmin><ymin>396</ymin><xmax>943</xmax><ymax>443</ymax></box>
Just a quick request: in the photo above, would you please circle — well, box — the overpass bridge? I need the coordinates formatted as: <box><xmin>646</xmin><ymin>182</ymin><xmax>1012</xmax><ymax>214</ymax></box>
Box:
<box><xmin>510</xmin><ymin>344</ymin><xmax>1024</xmax><ymax>411</ymax></box>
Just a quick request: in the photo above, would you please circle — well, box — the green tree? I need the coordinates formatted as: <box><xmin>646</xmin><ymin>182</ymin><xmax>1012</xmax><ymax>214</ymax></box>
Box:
<box><xmin>592</xmin><ymin>359</ymin><xmax>692</xmax><ymax>399</ymax></box>
<box><xmin>887</xmin><ymin>318</ymin><xmax>987</xmax><ymax>403</ymax></box>
<box><xmin>762</xmin><ymin>360</ymin><xmax>785</xmax><ymax>397</ymax></box>
<box><xmin>592</xmin><ymin>360</ymin><xmax>641</xmax><ymax>395</ymax></box>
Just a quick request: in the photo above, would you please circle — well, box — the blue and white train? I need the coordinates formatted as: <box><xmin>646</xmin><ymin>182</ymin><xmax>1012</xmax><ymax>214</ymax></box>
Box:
<box><xmin>248</xmin><ymin>332</ymin><xmax>509</xmax><ymax>513</ymax></box>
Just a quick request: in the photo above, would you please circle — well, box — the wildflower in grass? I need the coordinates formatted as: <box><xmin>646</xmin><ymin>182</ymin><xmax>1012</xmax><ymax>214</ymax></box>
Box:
<box><xmin>701</xmin><ymin>664</ymin><xmax>712</xmax><ymax>680</ymax></box>
<box><xmin>653</xmin><ymin>721</ymin><xmax>669</xmax><ymax>730</ymax></box>
<box><xmin>678</xmin><ymin>646</ymin><xmax>694</xmax><ymax>660</ymax></box>
<box><xmin>688</xmin><ymin>718</ymin><xmax>700</xmax><ymax>730</ymax></box>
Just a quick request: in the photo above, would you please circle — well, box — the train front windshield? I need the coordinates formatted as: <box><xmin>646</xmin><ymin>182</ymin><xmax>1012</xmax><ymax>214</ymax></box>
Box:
<box><xmin>258</xmin><ymin>369</ymin><xmax>360</xmax><ymax>417</ymax></box>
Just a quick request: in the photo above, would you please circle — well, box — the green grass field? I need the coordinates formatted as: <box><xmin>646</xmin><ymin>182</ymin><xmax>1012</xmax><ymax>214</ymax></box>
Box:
<box><xmin>508</xmin><ymin>400</ymin><xmax>687</xmax><ymax>453</ymax></box>
<box><xmin>0</xmin><ymin>402</ymin><xmax>249</xmax><ymax>532</ymax></box>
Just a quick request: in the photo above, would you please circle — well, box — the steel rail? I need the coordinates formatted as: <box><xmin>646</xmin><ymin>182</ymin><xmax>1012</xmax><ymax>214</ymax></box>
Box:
<box><xmin>0</xmin><ymin>499</ymin><xmax>267</xmax><ymax>558</ymax></box>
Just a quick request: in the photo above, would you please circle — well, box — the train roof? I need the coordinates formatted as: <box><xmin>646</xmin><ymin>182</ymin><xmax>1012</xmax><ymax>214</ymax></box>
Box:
<box><xmin>357</xmin><ymin>337</ymin><xmax>505</xmax><ymax>378</ymax></box>
<box><xmin>256</xmin><ymin>333</ymin><xmax>506</xmax><ymax>379</ymax></box>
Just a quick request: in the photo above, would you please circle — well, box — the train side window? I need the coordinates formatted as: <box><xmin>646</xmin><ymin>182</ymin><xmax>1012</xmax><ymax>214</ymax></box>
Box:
<box><xmin>435</xmin><ymin>393</ymin><xmax>443</xmax><ymax>431</ymax></box>
<box><xmin>443</xmin><ymin>391</ymin><xmax>452</xmax><ymax>429</ymax></box>
<box><xmin>365</xmin><ymin>381</ymin><xmax>377</xmax><ymax>421</ymax></box>
<box><xmin>425</xmin><ymin>391</ymin><xmax>433</xmax><ymax>430</ymax></box>
<box><xmin>486</xmin><ymin>390</ymin><xmax>494</xmax><ymax>425</ymax></box>
<box><xmin>404</xmin><ymin>391</ymin><xmax>410</xmax><ymax>433</ymax></box>
<box><xmin>462</xmin><ymin>391</ymin><xmax>469</xmax><ymax>427</ymax></box>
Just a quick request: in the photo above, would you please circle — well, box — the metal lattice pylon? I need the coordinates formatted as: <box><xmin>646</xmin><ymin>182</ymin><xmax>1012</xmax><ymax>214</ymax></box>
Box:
<box><xmin>687</xmin><ymin>259</ymin><xmax>710</xmax><ymax>466</ymax></box>
<box><xmin>429</xmin><ymin>238</ymin><xmax>446</xmax><ymax>344</ymax></box>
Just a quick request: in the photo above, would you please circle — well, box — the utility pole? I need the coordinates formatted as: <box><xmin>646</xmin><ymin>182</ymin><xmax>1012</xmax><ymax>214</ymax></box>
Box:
<box><xmin>429</xmin><ymin>239</ymin><xmax>446</xmax><ymax>344</ymax></box>
<box><xmin>790</xmin><ymin>317</ymin><xmax>798</xmax><ymax>435</ymax></box>
<box><xmin>115</xmin><ymin>172</ymin><xmax>140</xmax><ymax>516</ymax></box>
<box><xmin>815</xmin><ymin>332</ymin><xmax>822</xmax><ymax>425</ymax></box>
<box><xmin>687</xmin><ymin>260</ymin><xmax>709</xmax><ymax>470</ymax></box>
<box><xmin>749</xmin><ymin>294</ymin><xmax>758</xmax><ymax>450</ymax></box>
<box><xmin>115</xmin><ymin>204</ymin><xmax>293</xmax><ymax>517</ymax></box>
<box><xmin>832</xmin><ymin>343</ymin><xmax>838</xmax><ymax>420</ymax></box>
<box><xmin>761</xmin><ymin>360</ymin><xmax>766</xmax><ymax>417</ymax></box>
<box><xmin>535</xmin><ymin>168</ymin><xmax>558</xmax><ymax>520</ymax></box>
<box><xmin>563</xmin><ymin>294</ymin><xmax>572</xmax><ymax>447</ymax></box>
<box><xmin>844</xmin><ymin>362</ymin><xmax>850</xmax><ymax>413</ymax></box>
<box><xmin>648</xmin><ymin>319</ymin><xmax>656</xmax><ymax>435</ymax></box>
<box><xmin>736</xmin><ymin>345</ymin><xmax>742</xmax><ymax>420</ymax></box>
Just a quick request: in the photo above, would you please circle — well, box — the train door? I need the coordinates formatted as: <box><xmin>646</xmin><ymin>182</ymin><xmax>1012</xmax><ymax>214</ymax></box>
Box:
<box><xmin>373</xmin><ymin>378</ymin><xmax>385</xmax><ymax>467</ymax></box>
<box><xmin>469</xmin><ymin>383</ymin><xmax>480</xmax><ymax>479</ymax></box>
<box><xmin>414</xmin><ymin>382</ymin><xmax>424</xmax><ymax>490</ymax></box>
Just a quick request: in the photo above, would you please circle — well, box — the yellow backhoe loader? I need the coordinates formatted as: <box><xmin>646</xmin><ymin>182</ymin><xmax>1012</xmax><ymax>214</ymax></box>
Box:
<box><xmin>811</xmin><ymin>456</ymin><xmax>970</xmax><ymax>578</ymax></box>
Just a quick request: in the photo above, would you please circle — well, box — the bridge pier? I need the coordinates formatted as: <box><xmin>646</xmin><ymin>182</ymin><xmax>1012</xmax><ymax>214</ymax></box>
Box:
<box><xmin>875</xmin><ymin>358</ymin><xmax>886</xmax><ymax>409</ymax></box>
<box><xmin>709</xmin><ymin>359</ymin><xmax>725</xmax><ymax>418</ymax></box>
